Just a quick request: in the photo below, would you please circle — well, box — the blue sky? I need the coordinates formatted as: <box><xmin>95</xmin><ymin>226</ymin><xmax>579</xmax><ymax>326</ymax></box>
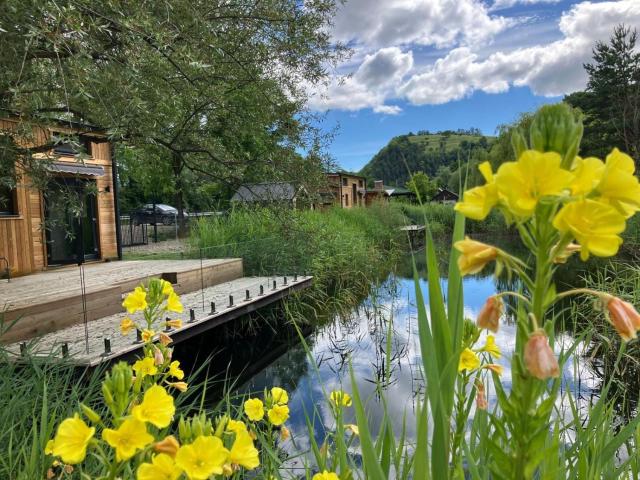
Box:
<box><xmin>308</xmin><ymin>0</ymin><xmax>639</xmax><ymax>172</ymax></box>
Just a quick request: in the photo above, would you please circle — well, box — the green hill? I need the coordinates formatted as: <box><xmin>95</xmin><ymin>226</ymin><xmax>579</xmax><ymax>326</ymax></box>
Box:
<box><xmin>359</xmin><ymin>130</ymin><xmax>495</xmax><ymax>187</ymax></box>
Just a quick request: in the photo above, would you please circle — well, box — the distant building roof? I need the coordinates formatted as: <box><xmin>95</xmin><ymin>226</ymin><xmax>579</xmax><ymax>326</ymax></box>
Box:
<box><xmin>432</xmin><ymin>188</ymin><xmax>459</xmax><ymax>202</ymax></box>
<box><xmin>385</xmin><ymin>187</ymin><xmax>414</xmax><ymax>197</ymax></box>
<box><xmin>231</xmin><ymin>182</ymin><xmax>303</xmax><ymax>202</ymax></box>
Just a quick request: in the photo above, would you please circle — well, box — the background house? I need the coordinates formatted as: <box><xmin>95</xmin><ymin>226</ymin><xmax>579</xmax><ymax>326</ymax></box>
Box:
<box><xmin>365</xmin><ymin>180</ymin><xmax>416</xmax><ymax>205</ymax></box>
<box><xmin>231</xmin><ymin>182</ymin><xmax>311</xmax><ymax>209</ymax></box>
<box><xmin>0</xmin><ymin>118</ymin><xmax>120</xmax><ymax>277</ymax></box>
<box><xmin>431</xmin><ymin>187</ymin><xmax>459</xmax><ymax>203</ymax></box>
<box><xmin>325</xmin><ymin>172</ymin><xmax>366</xmax><ymax>208</ymax></box>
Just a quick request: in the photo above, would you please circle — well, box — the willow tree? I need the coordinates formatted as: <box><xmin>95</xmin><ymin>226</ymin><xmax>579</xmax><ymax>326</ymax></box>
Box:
<box><xmin>1</xmin><ymin>0</ymin><xmax>345</xmax><ymax>222</ymax></box>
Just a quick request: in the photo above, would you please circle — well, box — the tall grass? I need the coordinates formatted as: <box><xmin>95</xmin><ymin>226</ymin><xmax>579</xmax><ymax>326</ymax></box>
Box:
<box><xmin>189</xmin><ymin>204</ymin><xmax>407</xmax><ymax>315</ymax></box>
<box><xmin>400</xmin><ymin>202</ymin><xmax>508</xmax><ymax>235</ymax></box>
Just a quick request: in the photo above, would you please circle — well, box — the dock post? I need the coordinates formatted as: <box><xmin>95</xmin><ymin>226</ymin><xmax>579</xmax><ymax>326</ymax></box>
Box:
<box><xmin>135</xmin><ymin>329</ymin><xmax>143</xmax><ymax>344</ymax></box>
<box><xmin>259</xmin><ymin>285</ymin><xmax>264</xmax><ymax>296</ymax></box>
<box><xmin>283</xmin><ymin>276</ymin><xmax>288</xmax><ymax>285</ymax></box>
<box><xmin>19</xmin><ymin>342</ymin><xmax>27</xmax><ymax>356</ymax></box>
<box><xmin>189</xmin><ymin>309</ymin><xmax>196</xmax><ymax>323</ymax></box>
<box><xmin>245</xmin><ymin>289</ymin><xmax>251</xmax><ymax>300</ymax></box>
<box><xmin>104</xmin><ymin>338</ymin><xmax>112</xmax><ymax>355</ymax></box>
<box><xmin>210</xmin><ymin>301</ymin><xmax>216</xmax><ymax>314</ymax></box>
<box><xmin>61</xmin><ymin>343</ymin><xmax>69</xmax><ymax>358</ymax></box>
<box><xmin>272</xmin><ymin>280</ymin><xmax>277</xmax><ymax>291</ymax></box>
<box><xmin>294</xmin><ymin>274</ymin><xmax>298</xmax><ymax>282</ymax></box>
<box><xmin>229</xmin><ymin>295</ymin><xmax>234</xmax><ymax>307</ymax></box>
<box><xmin>164</xmin><ymin>317</ymin><xmax>172</xmax><ymax>332</ymax></box>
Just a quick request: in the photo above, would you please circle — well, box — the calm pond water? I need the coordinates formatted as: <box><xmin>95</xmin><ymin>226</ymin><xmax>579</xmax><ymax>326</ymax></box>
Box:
<box><xmin>201</xmin><ymin>251</ymin><xmax>604</xmax><ymax>473</ymax></box>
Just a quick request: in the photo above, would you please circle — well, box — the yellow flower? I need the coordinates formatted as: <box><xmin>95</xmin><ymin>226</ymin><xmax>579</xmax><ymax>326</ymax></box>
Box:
<box><xmin>595</xmin><ymin>148</ymin><xmax>640</xmax><ymax>218</ymax></box>
<box><xmin>44</xmin><ymin>439</ymin><xmax>55</xmax><ymax>455</ymax></box>
<box><xmin>454</xmin><ymin>162</ymin><xmax>499</xmax><ymax>220</ymax></box>
<box><xmin>329</xmin><ymin>390</ymin><xmax>352</xmax><ymax>407</ymax></box>
<box><xmin>160</xmin><ymin>279</ymin><xmax>175</xmax><ymax>296</ymax></box>
<box><xmin>458</xmin><ymin>348</ymin><xmax>481</xmax><ymax>372</ymax></box>
<box><xmin>141</xmin><ymin>329</ymin><xmax>155</xmax><ymax>343</ymax></box>
<box><xmin>168</xmin><ymin>360</ymin><xmax>184</xmax><ymax>380</ymax></box>
<box><xmin>123</xmin><ymin>287</ymin><xmax>148</xmax><ymax>314</ymax></box>
<box><xmin>552</xmin><ymin>199</ymin><xmax>625</xmax><ymax>260</ymax></box>
<box><xmin>270</xmin><ymin>387</ymin><xmax>289</xmax><ymax>405</ymax></box>
<box><xmin>267</xmin><ymin>404</ymin><xmax>289</xmax><ymax>426</ymax></box>
<box><xmin>50</xmin><ymin>414</ymin><xmax>95</xmax><ymax>464</ymax></box>
<box><xmin>313</xmin><ymin>471</ymin><xmax>339</xmax><ymax>480</ymax></box>
<box><xmin>226</xmin><ymin>419</ymin><xmax>247</xmax><ymax>433</ymax></box>
<box><xmin>495</xmin><ymin>150</ymin><xmax>573</xmax><ymax>218</ymax></box>
<box><xmin>132</xmin><ymin>385</ymin><xmax>175</xmax><ymax>428</ymax></box>
<box><xmin>159</xmin><ymin>332</ymin><xmax>173</xmax><ymax>346</ymax></box>
<box><xmin>484</xmin><ymin>364</ymin><xmax>504</xmax><ymax>375</ymax></box>
<box><xmin>454</xmin><ymin>237</ymin><xmax>498</xmax><ymax>276</ymax></box>
<box><xmin>120</xmin><ymin>317</ymin><xmax>135</xmax><ymax>336</ymax></box>
<box><xmin>166</xmin><ymin>292</ymin><xmax>183</xmax><ymax>313</ymax></box>
<box><xmin>167</xmin><ymin>381</ymin><xmax>188</xmax><ymax>392</ymax></box>
<box><xmin>553</xmin><ymin>242</ymin><xmax>581</xmax><ymax>264</ymax></box>
<box><xmin>228</xmin><ymin>430</ymin><xmax>260</xmax><ymax>470</ymax></box>
<box><xmin>570</xmin><ymin>156</ymin><xmax>604</xmax><ymax>195</ymax></box>
<box><xmin>166</xmin><ymin>318</ymin><xmax>182</xmax><ymax>329</ymax></box>
<box><xmin>280</xmin><ymin>425</ymin><xmax>291</xmax><ymax>441</ymax></box>
<box><xmin>244</xmin><ymin>398</ymin><xmax>264</xmax><ymax>422</ymax></box>
<box><xmin>133</xmin><ymin>357</ymin><xmax>158</xmax><ymax>378</ymax></box>
<box><xmin>103</xmin><ymin>418</ymin><xmax>153</xmax><ymax>462</ymax></box>
<box><xmin>137</xmin><ymin>453</ymin><xmax>182</xmax><ymax>480</ymax></box>
<box><xmin>175</xmin><ymin>436</ymin><xmax>229</xmax><ymax>479</ymax></box>
<box><xmin>154</xmin><ymin>435</ymin><xmax>180</xmax><ymax>457</ymax></box>
<box><xmin>345</xmin><ymin>424</ymin><xmax>360</xmax><ymax>436</ymax></box>
<box><xmin>480</xmin><ymin>335</ymin><xmax>501</xmax><ymax>358</ymax></box>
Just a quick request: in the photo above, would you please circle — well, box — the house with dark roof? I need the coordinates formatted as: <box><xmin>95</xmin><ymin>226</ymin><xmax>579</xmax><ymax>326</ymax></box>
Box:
<box><xmin>431</xmin><ymin>187</ymin><xmax>459</xmax><ymax>203</ymax></box>
<box><xmin>365</xmin><ymin>180</ymin><xmax>416</xmax><ymax>205</ymax></box>
<box><xmin>231</xmin><ymin>182</ymin><xmax>311</xmax><ymax>209</ymax></box>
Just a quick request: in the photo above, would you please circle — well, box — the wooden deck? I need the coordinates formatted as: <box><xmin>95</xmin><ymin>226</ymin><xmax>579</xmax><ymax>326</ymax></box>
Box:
<box><xmin>5</xmin><ymin>275</ymin><xmax>312</xmax><ymax>366</ymax></box>
<box><xmin>0</xmin><ymin>259</ymin><xmax>243</xmax><ymax>343</ymax></box>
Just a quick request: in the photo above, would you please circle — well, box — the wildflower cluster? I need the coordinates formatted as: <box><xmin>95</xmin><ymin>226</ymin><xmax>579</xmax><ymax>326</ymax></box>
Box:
<box><xmin>45</xmin><ymin>283</ymin><xmax>266</xmax><ymax>479</ymax></box>
<box><xmin>451</xmin><ymin>103</ymin><xmax>640</xmax><ymax>478</ymax></box>
<box><xmin>120</xmin><ymin>278</ymin><xmax>184</xmax><ymax>344</ymax></box>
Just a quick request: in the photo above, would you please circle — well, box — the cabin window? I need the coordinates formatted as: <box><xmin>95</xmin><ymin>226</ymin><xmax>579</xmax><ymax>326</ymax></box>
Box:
<box><xmin>359</xmin><ymin>179</ymin><xmax>364</xmax><ymax>188</ymax></box>
<box><xmin>0</xmin><ymin>183</ymin><xmax>17</xmax><ymax>216</ymax></box>
<box><xmin>52</xmin><ymin>133</ymin><xmax>93</xmax><ymax>156</ymax></box>
<box><xmin>342</xmin><ymin>177</ymin><xmax>348</xmax><ymax>186</ymax></box>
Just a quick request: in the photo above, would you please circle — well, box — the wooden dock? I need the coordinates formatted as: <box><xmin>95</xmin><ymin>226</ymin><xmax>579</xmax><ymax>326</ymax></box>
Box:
<box><xmin>0</xmin><ymin>259</ymin><xmax>243</xmax><ymax>343</ymax></box>
<box><xmin>5</xmin><ymin>274</ymin><xmax>312</xmax><ymax>366</ymax></box>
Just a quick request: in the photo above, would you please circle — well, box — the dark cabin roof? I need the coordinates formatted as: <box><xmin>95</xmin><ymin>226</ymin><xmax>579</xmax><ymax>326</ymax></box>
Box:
<box><xmin>432</xmin><ymin>188</ymin><xmax>459</xmax><ymax>201</ymax></box>
<box><xmin>231</xmin><ymin>182</ymin><xmax>300</xmax><ymax>202</ymax></box>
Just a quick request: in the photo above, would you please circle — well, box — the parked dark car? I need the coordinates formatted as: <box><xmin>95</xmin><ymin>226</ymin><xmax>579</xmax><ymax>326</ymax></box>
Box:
<box><xmin>131</xmin><ymin>204</ymin><xmax>179</xmax><ymax>226</ymax></box>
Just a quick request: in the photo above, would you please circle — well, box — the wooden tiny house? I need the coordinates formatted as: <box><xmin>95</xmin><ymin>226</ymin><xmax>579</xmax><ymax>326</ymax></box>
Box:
<box><xmin>0</xmin><ymin>118</ymin><xmax>121</xmax><ymax>277</ymax></box>
<box><xmin>325</xmin><ymin>172</ymin><xmax>366</xmax><ymax>208</ymax></box>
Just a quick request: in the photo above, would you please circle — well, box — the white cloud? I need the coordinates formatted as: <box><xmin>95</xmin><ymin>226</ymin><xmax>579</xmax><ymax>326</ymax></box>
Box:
<box><xmin>332</xmin><ymin>0</ymin><xmax>511</xmax><ymax>49</ymax></box>
<box><xmin>308</xmin><ymin>0</ymin><xmax>640</xmax><ymax>113</ymax></box>
<box><xmin>490</xmin><ymin>0</ymin><xmax>561</xmax><ymax>11</ymax></box>
<box><xmin>308</xmin><ymin>47</ymin><xmax>413</xmax><ymax>114</ymax></box>
<box><xmin>373</xmin><ymin>105</ymin><xmax>403</xmax><ymax>115</ymax></box>
<box><xmin>399</xmin><ymin>0</ymin><xmax>640</xmax><ymax>105</ymax></box>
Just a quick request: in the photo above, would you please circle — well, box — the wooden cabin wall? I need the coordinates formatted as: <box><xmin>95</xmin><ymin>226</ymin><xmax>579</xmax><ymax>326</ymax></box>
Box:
<box><xmin>0</xmin><ymin>119</ymin><xmax>118</xmax><ymax>276</ymax></box>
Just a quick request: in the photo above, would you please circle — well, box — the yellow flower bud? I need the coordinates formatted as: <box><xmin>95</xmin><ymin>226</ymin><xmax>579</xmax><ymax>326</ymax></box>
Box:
<box><xmin>524</xmin><ymin>330</ymin><xmax>559</xmax><ymax>380</ymax></box>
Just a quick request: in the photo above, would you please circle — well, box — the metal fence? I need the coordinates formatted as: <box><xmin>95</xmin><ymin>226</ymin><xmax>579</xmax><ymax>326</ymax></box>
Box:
<box><xmin>119</xmin><ymin>211</ymin><xmax>219</xmax><ymax>248</ymax></box>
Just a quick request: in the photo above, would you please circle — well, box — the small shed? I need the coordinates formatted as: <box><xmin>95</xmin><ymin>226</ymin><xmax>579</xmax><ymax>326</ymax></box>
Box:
<box><xmin>431</xmin><ymin>187</ymin><xmax>459</xmax><ymax>203</ymax></box>
<box><xmin>231</xmin><ymin>182</ymin><xmax>310</xmax><ymax>208</ymax></box>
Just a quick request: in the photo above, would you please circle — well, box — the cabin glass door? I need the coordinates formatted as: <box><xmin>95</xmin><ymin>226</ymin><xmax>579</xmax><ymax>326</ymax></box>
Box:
<box><xmin>45</xmin><ymin>178</ymin><xmax>100</xmax><ymax>265</ymax></box>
